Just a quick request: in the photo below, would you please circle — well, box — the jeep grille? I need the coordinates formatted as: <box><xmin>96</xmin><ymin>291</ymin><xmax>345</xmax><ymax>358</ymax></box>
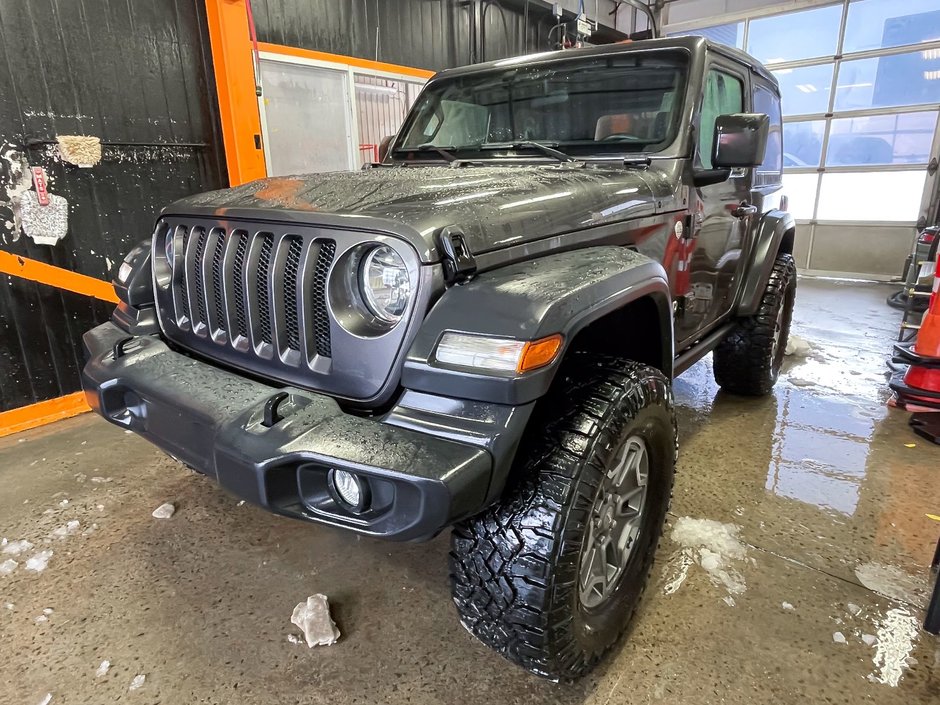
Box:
<box><xmin>152</xmin><ymin>216</ymin><xmax>420</xmax><ymax>402</ymax></box>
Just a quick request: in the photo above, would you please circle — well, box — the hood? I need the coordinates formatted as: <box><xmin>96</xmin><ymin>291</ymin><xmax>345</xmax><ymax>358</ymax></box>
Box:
<box><xmin>169</xmin><ymin>164</ymin><xmax>679</xmax><ymax>257</ymax></box>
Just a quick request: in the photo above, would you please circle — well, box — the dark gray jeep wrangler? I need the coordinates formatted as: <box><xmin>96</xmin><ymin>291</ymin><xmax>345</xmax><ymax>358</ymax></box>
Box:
<box><xmin>82</xmin><ymin>37</ymin><xmax>796</xmax><ymax>679</ymax></box>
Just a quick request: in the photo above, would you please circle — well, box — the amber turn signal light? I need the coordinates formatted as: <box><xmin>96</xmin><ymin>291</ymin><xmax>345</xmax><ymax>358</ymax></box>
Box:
<box><xmin>517</xmin><ymin>334</ymin><xmax>564</xmax><ymax>373</ymax></box>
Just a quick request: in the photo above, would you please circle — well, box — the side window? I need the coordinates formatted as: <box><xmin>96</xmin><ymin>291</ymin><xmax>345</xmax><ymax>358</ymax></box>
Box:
<box><xmin>698</xmin><ymin>69</ymin><xmax>744</xmax><ymax>169</ymax></box>
<box><xmin>754</xmin><ymin>84</ymin><xmax>783</xmax><ymax>184</ymax></box>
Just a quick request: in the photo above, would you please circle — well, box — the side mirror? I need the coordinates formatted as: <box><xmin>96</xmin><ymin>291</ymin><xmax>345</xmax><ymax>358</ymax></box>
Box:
<box><xmin>378</xmin><ymin>135</ymin><xmax>394</xmax><ymax>163</ymax></box>
<box><xmin>713</xmin><ymin>113</ymin><xmax>770</xmax><ymax>169</ymax></box>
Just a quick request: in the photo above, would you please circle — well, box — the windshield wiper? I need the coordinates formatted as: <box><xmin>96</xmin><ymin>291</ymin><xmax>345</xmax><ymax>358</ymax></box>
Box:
<box><xmin>394</xmin><ymin>144</ymin><xmax>458</xmax><ymax>163</ymax></box>
<box><xmin>508</xmin><ymin>141</ymin><xmax>577</xmax><ymax>163</ymax></box>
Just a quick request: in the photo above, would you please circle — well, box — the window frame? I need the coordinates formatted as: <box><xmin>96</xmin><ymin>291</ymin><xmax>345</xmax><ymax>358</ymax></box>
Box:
<box><xmin>695</xmin><ymin>59</ymin><xmax>749</xmax><ymax>171</ymax></box>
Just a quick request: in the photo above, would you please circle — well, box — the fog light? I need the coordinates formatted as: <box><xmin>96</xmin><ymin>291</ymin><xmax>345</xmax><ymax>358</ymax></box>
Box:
<box><xmin>328</xmin><ymin>469</ymin><xmax>370</xmax><ymax>513</ymax></box>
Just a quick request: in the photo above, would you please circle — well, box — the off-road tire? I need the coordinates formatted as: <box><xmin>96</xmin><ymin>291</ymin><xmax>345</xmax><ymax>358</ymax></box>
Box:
<box><xmin>450</xmin><ymin>353</ymin><xmax>677</xmax><ymax>680</ymax></box>
<box><xmin>713</xmin><ymin>253</ymin><xmax>797</xmax><ymax>396</ymax></box>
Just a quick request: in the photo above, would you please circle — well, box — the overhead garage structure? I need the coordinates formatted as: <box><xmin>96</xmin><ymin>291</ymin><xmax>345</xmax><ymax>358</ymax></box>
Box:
<box><xmin>668</xmin><ymin>0</ymin><xmax>940</xmax><ymax>277</ymax></box>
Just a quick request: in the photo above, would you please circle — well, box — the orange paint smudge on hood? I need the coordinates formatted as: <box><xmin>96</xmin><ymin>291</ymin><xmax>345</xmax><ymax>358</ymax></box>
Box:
<box><xmin>252</xmin><ymin>179</ymin><xmax>319</xmax><ymax>211</ymax></box>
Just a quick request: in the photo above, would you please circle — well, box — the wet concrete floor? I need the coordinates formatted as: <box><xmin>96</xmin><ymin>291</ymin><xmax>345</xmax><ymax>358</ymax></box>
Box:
<box><xmin>0</xmin><ymin>278</ymin><xmax>938</xmax><ymax>704</ymax></box>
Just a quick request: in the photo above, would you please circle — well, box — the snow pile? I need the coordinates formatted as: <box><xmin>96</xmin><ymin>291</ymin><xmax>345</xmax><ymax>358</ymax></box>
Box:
<box><xmin>664</xmin><ymin>518</ymin><xmax>750</xmax><ymax>598</ymax></box>
<box><xmin>25</xmin><ymin>550</ymin><xmax>53</xmax><ymax>572</ymax></box>
<box><xmin>854</xmin><ymin>562</ymin><xmax>926</xmax><ymax>605</ymax></box>
<box><xmin>869</xmin><ymin>607</ymin><xmax>919</xmax><ymax>687</ymax></box>
<box><xmin>2</xmin><ymin>539</ymin><xmax>33</xmax><ymax>556</ymax></box>
<box><xmin>291</xmin><ymin>594</ymin><xmax>341</xmax><ymax>647</ymax></box>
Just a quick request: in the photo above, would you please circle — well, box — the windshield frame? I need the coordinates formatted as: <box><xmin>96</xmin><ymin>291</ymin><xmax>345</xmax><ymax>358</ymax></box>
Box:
<box><xmin>390</xmin><ymin>47</ymin><xmax>693</xmax><ymax>164</ymax></box>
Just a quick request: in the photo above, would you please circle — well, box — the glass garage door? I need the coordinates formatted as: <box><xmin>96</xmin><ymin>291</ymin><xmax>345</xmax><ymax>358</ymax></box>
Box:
<box><xmin>258</xmin><ymin>55</ymin><xmax>426</xmax><ymax>177</ymax></box>
<box><xmin>670</xmin><ymin>0</ymin><xmax>940</xmax><ymax>278</ymax></box>
<box><xmin>258</xmin><ymin>59</ymin><xmax>357</xmax><ymax>175</ymax></box>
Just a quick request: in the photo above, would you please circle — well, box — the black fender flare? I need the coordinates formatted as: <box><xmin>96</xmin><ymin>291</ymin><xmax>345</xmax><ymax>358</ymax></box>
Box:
<box><xmin>402</xmin><ymin>247</ymin><xmax>674</xmax><ymax>405</ymax></box>
<box><xmin>736</xmin><ymin>210</ymin><xmax>796</xmax><ymax>316</ymax></box>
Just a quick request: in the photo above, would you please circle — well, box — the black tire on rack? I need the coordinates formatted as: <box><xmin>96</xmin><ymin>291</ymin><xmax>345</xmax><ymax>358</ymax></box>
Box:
<box><xmin>450</xmin><ymin>353</ymin><xmax>677</xmax><ymax>680</ymax></box>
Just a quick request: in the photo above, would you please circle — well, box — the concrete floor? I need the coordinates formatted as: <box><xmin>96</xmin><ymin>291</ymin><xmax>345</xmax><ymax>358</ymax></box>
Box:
<box><xmin>1</xmin><ymin>278</ymin><xmax>938</xmax><ymax>705</ymax></box>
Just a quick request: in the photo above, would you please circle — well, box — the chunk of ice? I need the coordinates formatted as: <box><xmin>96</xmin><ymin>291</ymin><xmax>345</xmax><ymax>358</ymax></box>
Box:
<box><xmin>128</xmin><ymin>674</ymin><xmax>146</xmax><ymax>691</ymax></box>
<box><xmin>151</xmin><ymin>503</ymin><xmax>175</xmax><ymax>519</ymax></box>
<box><xmin>833</xmin><ymin>632</ymin><xmax>846</xmax><ymax>644</ymax></box>
<box><xmin>291</xmin><ymin>594</ymin><xmax>340</xmax><ymax>647</ymax></box>
<box><xmin>51</xmin><ymin>521</ymin><xmax>79</xmax><ymax>539</ymax></box>
<box><xmin>37</xmin><ymin>694</ymin><xmax>52</xmax><ymax>705</ymax></box>
<box><xmin>2</xmin><ymin>539</ymin><xmax>33</xmax><ymax>556</ymax></box>
<box><xmin>25</xmin><ymin>550</ymin><xmax>53</xmax><ymax>572</ymax></box>
<box><xmin>0</xmin><ymin>559</ymin><xmax>17</xmax><ymax>575</ymax></box>
<box><xmin>95</xmin><ymin>660</ymin><xmax>110</xmax><ymax>677</ymax></box>
<box><xmin>785</xmin><ymin>334</ymin><xmax>812</xmax><ymax>357</ymax></box>
<box><xmin>782</xmin><ymin>602</ymin><xmax>795</xmax><ymax>611</ymax></box>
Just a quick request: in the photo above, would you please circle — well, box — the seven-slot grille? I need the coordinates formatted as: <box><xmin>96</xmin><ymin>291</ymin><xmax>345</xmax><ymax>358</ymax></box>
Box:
<box><xmin>168</xmin><ymin>224</ymin><xmax>335</xmax><ymax>364</ymax></box>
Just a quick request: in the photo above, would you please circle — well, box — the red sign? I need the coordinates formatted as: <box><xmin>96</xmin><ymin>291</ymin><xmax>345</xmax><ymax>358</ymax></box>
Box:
<box><xmin>31</xmin><ymin>166</ymin><xmax>49</xmax><ymax>206</ymax></box>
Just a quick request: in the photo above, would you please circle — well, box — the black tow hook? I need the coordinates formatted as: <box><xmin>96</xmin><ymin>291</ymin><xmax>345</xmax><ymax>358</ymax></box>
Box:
<box><xmin>262</xmin><ymin>392</ymin><xmax>291</xmax><ymax>427</ymax></box>
<box><xmin>112</xmin><ymin>336</ymin><xmax>136</xmax><ymax>360</ymax></box>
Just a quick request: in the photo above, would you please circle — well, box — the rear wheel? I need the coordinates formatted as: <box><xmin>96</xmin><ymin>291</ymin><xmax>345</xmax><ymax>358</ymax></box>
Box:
<box><xmin>450</xmin><ymin>353</ymin><xmax>677</xmax><ymax>679</ymax></box>
<box><xmin>713</xmin><ymin>253</ymin><xmax>797</xmax><ymax>396</ymax></box>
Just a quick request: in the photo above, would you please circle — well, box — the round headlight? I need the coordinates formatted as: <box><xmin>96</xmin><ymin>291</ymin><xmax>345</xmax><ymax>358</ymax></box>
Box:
<box><xmin>164</xmin><ymin>230</ymin><xmax>175</xmax><ymax>266</ymax></box>
<box><xmin>359</xmin><ymin>245</ymin><xmax>411</xmax><ymax>323</ymax></box>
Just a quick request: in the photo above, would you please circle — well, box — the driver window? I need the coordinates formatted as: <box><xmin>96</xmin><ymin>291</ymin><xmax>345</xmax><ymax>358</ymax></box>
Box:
<box><xmin>698</xmin><ymin>69</ymin><xmax>744</xmax><ymax>169</ymax></box>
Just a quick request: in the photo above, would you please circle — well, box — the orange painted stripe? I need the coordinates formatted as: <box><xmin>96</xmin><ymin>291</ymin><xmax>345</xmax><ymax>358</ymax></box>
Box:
<box><xmin>0</xmin><ymin>392</ymin><xmax>90</xmax><ymax>438</ymax></box>
<box><xmin>258</xmin><ymin>42</ymin><xmax>436</xmax><ymax>80</ymax></box>
<box><xmin>0</xmin><ymin>250</ymin><xmax>119</xmax><ymax>303</ymax></box>
<box><xmin>206</xmin><ymin>0</ymin><xmax>268</xmax><ymax>186</ymax></box>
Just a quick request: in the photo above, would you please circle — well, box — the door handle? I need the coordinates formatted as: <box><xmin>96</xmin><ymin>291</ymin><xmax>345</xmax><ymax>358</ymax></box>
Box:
<box><xmin>731</xmin><ymin>203</ymin><xmax>758</xmax><ymax>219</ymax></box>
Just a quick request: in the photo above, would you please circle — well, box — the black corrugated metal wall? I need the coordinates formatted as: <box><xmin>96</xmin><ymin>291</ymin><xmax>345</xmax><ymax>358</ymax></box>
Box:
<box><xmin>0</xmin><ymin>0</ymin><xmax>624</xmax><ymax>415</ymax></box>
<box><xmin>251</xmin><ymin>0</ymin><xmax>627</xmax><ymax>70</ymax></box>
<box><xmin>0</xmin><ymin>0</ymin><xmax>226</xmax><ymax>412</ymax></box>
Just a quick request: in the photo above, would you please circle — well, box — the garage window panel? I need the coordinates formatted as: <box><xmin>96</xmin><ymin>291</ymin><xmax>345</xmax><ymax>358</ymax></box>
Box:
<box><xmin>824</xmin><ymin>111</ymin><xmax>939</xmax><ymax>166</ymax></box>
<box><xmin>745</xmin><ymin>4</ymin><xmax>844</xmax><ymax>66</ymax></box>
<box><xmin>781</xmin><ymin>173</ymin><xmax>820</xmax><ymax>221</ymax></box>
<box><xmin>783</xmin><ymin>120</ymin><xmax>827</xmax><ymax>168</ymax></box>
<box><xmin>833</xmin><ymin>50</ymin><xmax>940</xmax><ymax>112</ymax></box>
<box><xmin>816</xmin><ymin>170</ymin><xmax>928</xmax><ymax>221</ymax></box>
<box><xmin>842</xmin><ymin>0</ymin><xmax>940</xmax><ymax>54</ymax></box>
<box><xmin>670</xmin><ymin>22</ymin><xmax>745</xmax><ymax>49</ymax></box>
<box><xmin>773</xmin><ymin>64</ymin><xmax>834</xmax><ymax>117</ymax></box>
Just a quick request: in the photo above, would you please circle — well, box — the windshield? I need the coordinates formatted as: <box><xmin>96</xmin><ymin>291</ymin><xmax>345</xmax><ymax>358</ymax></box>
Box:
<box><xmin>395</xmin><ymin>51</ymin><xmax>688</xmax><ymax>160</ymax></box>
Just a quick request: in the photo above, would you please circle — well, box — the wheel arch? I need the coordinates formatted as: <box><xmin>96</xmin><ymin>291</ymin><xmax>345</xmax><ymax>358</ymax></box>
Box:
<box><xmin>736</xmin><ymin>210</ymin><xmax>796</xmax><ymax>316</ymax></box>
<box><xmin>402</xmin><ymin>247</ymin><xmax>675</xmax><ymax>406</ymax></box>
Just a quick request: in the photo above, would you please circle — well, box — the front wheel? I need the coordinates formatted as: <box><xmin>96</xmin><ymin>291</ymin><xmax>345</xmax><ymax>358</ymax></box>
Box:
<box><xmin>713</xmin><ymin>253</ymin><xmax>797</xmax><ymax>396</ymax></box>
<box><xmin>450</xmin><ymin>354</ymin><xmax>677</xmax><ymax>679</ymax></box>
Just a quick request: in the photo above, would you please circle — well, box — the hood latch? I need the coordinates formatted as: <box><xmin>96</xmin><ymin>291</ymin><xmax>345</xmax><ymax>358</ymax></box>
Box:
<box><xmin>438</xmin><ymin>227</ymin><xmax>477</xmax><ymax>284</ymax></box>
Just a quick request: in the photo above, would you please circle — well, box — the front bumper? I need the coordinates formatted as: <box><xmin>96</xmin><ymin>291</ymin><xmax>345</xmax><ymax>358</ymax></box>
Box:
<box><xmin>81</xmin><ymin>322</ymin><xmax>495</xmax><ymax>541</ymax></box>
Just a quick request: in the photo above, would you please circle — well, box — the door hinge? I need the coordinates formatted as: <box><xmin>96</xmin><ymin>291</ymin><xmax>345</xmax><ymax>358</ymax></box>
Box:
<box><xmin>438</xmin><ymin>227</ymin><xmax>477</xmax><ymax>284</ymax></box>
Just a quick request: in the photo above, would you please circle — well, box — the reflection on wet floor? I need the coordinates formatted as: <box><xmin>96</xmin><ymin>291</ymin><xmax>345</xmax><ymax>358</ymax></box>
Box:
<box><xmin>0</xmin><ymin>277</ymin><xmax>936</xmax><ymax>705</ymax></box>
<box><xmin>674</xmin><ymin>276</ymin><xmax>936</xmax><ymax>595</ymax></box>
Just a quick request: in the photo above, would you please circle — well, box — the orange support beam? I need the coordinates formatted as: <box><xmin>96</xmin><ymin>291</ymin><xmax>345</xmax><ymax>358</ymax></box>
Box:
<box><xmin>205</xmin><ymin>0</ymin><xmax>267</xmax><ymax>186</ymax></box>
<box><xmin>0</xmin><ymin>250</ymin><xmax>119</xmax><ymax>303</ymax></box>
<box><xmin>257</xmin><ymin>42</ymin><xmax>436</xmax><ymax>80</ymax></box>
<box><xmin>0</xmin><ymin>392</ymin><xmax>90</xmax><ymax>438</ymax></box>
